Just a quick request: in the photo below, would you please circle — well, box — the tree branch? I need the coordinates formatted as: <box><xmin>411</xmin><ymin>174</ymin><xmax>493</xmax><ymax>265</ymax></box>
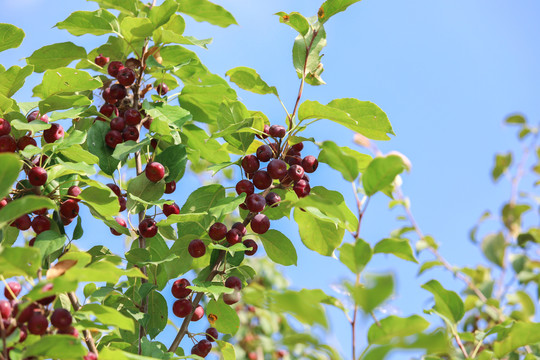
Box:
<box><xmin>68</xmin><ymin>292</ymin><xmax>98</xmax><ymax>355</ymax></box>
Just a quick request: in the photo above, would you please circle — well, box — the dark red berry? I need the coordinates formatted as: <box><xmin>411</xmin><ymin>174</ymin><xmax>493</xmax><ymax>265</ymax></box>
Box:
<box><xmin>206</xmin><ymin>327</ymin><xmax>218</xmax><ymax>342</ymax></box>
<box><xmin>102</xmin><ymin>88</ymin><xmax>116</xmax><ymax>104</ymax></box>
<box><xmin>124</xmin><ymin>109</ymin><xmax>141</xmax><ymax>126</ymax></box>
<box><xmin>225</xmin><ymin>276</ymin><xmax>242</xmax><ymax>291</ymax></box>
<box><xmin>118</xmin><ymin>196</ymin><xmax>126</xmax><ymax>212</ymax></box>
<box><xmin>17</xmin><ymin>136</ymin><xmax>37</xmax><ymax>150</ymax></box>
<box><xmin>188</xmin><ymin>239</ymin><xmax>206</xmax><ymax>258</ymax></box>
<box><xmin>122</xmin><ymin>126</ymin><xmax>139</xmax><ymax>141</ymax></box>
<box><xmin>246</xmin><ymin>194</ymin><xmax>265</xmax><ymax>213</ymax></box>
<box><xmin>57</xmin><ymin>325</ymin><xmax>79</xmax><ymax>337</ymax></box>
<box><xmin>0</xmin><ymin>118</ymin><xmax>11</xmax><ymax>136</ymax></box>
<box><xmin>0</xmin><ymin>135</ymin><xmax>16</xmax><ymax>152</ymax></box>
<box><xmin>241</xmin><ymin>155</ymin><xmax>259</xmax><ymax>174</ymax></box>
<box><xmin>116</xmin><ymin>67</ymin><xmax>136</xmax><ymax>86</ymax></box>
<box><xmin>208</xmin><ymin>222</ymin><xmax>227</xmax><ymax>241</ymax></box>
<box><xmin>232</xmin><ymin>222</ymin><xmax>246</xmax><ymax>236</ymax></box>
<box><xmin>28</xmin><ymin>167</ymin><xmax>47</xmax><ymax>186</ymax></box>
<box><xmin>256</xmin><ymin>145</ymin><xmax>273</xmax><ymax>162</ymax></box>
<box><xmin>110</xmin><ymin>83</ymin><xmax>127</xmax><ymax>100</ymax></box>
<box><xmin>252</xmin><ymin>170</ymin><xmax>272</xmax><ymax>190</ymax></box>
<box><xmin>31</xmin><ymin>215</ymin><xmax>50</xmax><ymax>234</ymax></box>
<box><xmin>43</xmin><ymin>123</ymin><xmax>64</xmax><ymax>143</ymax></box>
<box><xmin>171</xmin><ymin>279</ymin><xmax>191</xmax><ymax>299</ymax></box>
<box><xmin>145</xmin><ymin>162</ymin><xmax>165</xmax><ymax>182</ymax></box>
<box><xmin>28</xmin><ymin>313</ymin><xmax>48</xmax><ymax>335</ymax></box>
<box><xmin>191</xmin><ymin>305</ymin><xmax>204</xmax><ymax>321</ymax></box>
<box><xmin>50</xmin><ymin>308</ymin><xmax>72</xmax><ymax>330</ymax></box>
<box><xmin>163</xmin><ymin>203</ymin><xmax>180</xmax><ymax>217</ymax></box>
<box><xmin>143</xmin><ymin>117</ymin><xmax>152</xmax><ymax>130</ymax></box>
<box><xmin>235</xmin><ymin>180</ymin><xmax>254</xmax><ymax>196</ymax></box>
<box><xmin>243</xmin><ymin>239</ymin><xmax>258</xmax><ymax>256</ymax></box>
<box><xmin>286</xmin><ymin>155</ymin><xmax>302</xmax><ymax>166</ymax></box>
<box><xmin>288</xmin><ymin>164</ymin><xmax>305</xmax><ymax>182</ymax></box>
<box><xmin>110</xmin><ymin>116</ymin><xmax>126</xmax><ymax>131</ymax></box>
<box><xmin>269</xmin><ymin>125</ymin><xmax>286</xmax><ymax>138</ymax></box>
<box><xmin>164</xmin><ymin>180</ymin><xmax>176</xmax><ymax>194</ymax></box>
<box><xmin>226</xmin><ymin>229</ymin><xmax>242</xmax><ymax>245</ymax></box>
<box><xmin>107</xmin><ymin>61</ymin><xmax>124</xmax><ymax>77</ymax></box>
<box><xmin>84</xmin><ymin>352</ymin><xmax>98</xmax><ymax>360</ymax></box>
<box><xmin>4</xmin><ymin>282</ymin><xmax>21</xmax><ymax>300</ymax></box>
<box><xmin>223</xmin><ymin>291</ymin><xmax>241</xmax><ymax>305</ymax></box>
<box><xmin>110</xmin><ymin>217</ymin><xmax>126</xmax><ymax>236</ymax></box>
<box><xmin>12</xmin><ymin>214</ymin><xmax>31</xmax><ymax>230</ymax></box>
<box><xmin>291</xmin><ymin>142</ymin><xmax>304</xmax><ymax>152</ymax></box>
<box><xmin>17</xmin><ymin>303</ymin><xmax>38</xmax><ymax>323</ymax></box>
<box><xmin>293</xmin><ymin>179</ymin><xmax>311</xmax><ymax>198</ymax></box>
<box><xmin>197</xmin><ymin>339</ymin><xmax>212</xmax><ymax>356</ymax></box>
<box><xmin>156</xmin><ymin>83</ymin><xmax>169</xmax><ymax>95</ymax></box>
<box><xmin>95</xmin><ymin>54</ymin><xmax>109</xmax><ymax>67</ymax></box>
<box><xmin>267</xmin><ymin>159</ymin><xmax>287</xmax><ymax>179</ymax></box>
<box><xmin>27</xmin><ymin>111</ymin><xmax>49</xmax><ymax>123</ymax></box>
<box><xmin>302</xmin><ymin>155</ymin><xmax>318</xmax><ymax>173</ymax></box>
<box><xmin>60</xmin><ymin>199</ymin><xmax>79</xmax><ymax>219</ymax></box>
<box><xmin>107</xmin><ymin>183</ymin><xmax>121</xmax><ymax>197</ymax></box>
<box><xmin>139</xmin><ymin>218</ymin><xmax>158</xmax><ymax>238</ymax></box>
<box><xmin>105</xmin><ymin>130</ymin><xmax>123</xmax><ymax>148</ymax></box>
<box><xmin>19</xmin><ymin>325</ymin><xmax>27</xmax><ymax>342</ymax></box>
<box><xmin>172</xmin><ymin>299</ymin><xmax>192</xmax><ymax>318</ymax></box>
<box><xmin>99</xmin><ymin>104</ymin><xmax>119</xmax><ymax>119</ymax></box>
<box><xmin>265</xmin><ymin>192</ymin><xmax>281</xmax><ymax>207</ymax></box>
<box><xmin>0</xmin><ymin>300</ymin><xmax>11</xmax><ymax>319</ymax></box>
<box><xmin>256</xmin><ymin>124</ymin><xmax>270</xmax><ymax>139</ymax></box>
<box><xmin>67</xmin><ymin>186</ymin><xmax>82</xmax><ymax>201</ymax></box>
<box><xmin>251</xmin><ymin>214</ymin><xmax>270</xmax><ymax>234</ymax></box>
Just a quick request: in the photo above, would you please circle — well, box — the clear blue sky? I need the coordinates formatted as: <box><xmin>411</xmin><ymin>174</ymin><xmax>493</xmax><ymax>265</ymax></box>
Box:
<box><xmin>1</xmin><ymin>0</ymin><xmax>539</xmax><ymax>358</ymax></box>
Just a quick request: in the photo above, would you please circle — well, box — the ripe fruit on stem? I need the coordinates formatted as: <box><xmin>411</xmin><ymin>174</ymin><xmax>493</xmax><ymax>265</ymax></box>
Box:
<box><xmin>145</xmin><ymin>162</ymin><xmax>165</xmax><ymax>182</ymax></box>
<box><xmin>94</xmin><ymin>54</ymin><xmax>109</xmax><ymax>67</ymax></box>
<box><xmin>124</xmin><ymin>109</ymin><xmax>141</xmax><ymax>125</ymax></box>
<box><xmin>105</xmin><ymin>130</ymin><xmax>123</xmax><ymax>148</ymax></box>
<box><xmin>242</xmin><ymin>155</ymin><xmax>260</xmax><ymax>174</ymax></box>
<box><xmin>0</xmin><ymin>118</ymin><xmax>11</xmax><ymax>136</ymax></box>
<box><xmin>43</xmin><ymin>123</ymin><xmax>64</xmax><ymax>143</ymax></box>
<box><xmin>67</xmin><ymin>185</ymin><xmax>82</xmax><ymax>201</ymax></box>
<box><xmin>28</xmin><ymin>166</ymin><xmax>47</xmax><ymax>186</ymax></box>
<box><xmin>17</xmin><ymin>136</ymin><xmax>37</xmax><ymax>150</ymax></box>
<box><xmin>163</xmin><ymin>203</ymin><xmax>180</xmax><ymax>217</ymax></box>
<box><xmin>251</xmin><ymin>214</ymin><xmax>270</xmax><ymax>234</ymax></box>
<box><xmin>223</xmin><ymin>291</ymin><xmax>241</xmax><ymax>305</ymax></box>
<box><xmin>246</xmin><ymin>193</ymin><xmax>266</xmax><ymax>213</ymax></box>
<box><xmin>265</xmin><ymin>192</ymin><xmax>281</xmax><ymax>207</ymax></box>
<box><xmin>206</xmin><ymin>327</ymin><xmax>218</xmax><ymax>342</ymax></box>
<box><xmin>191</xmin><ymin>305</ymin><xmax>204</xmax><ymax>321</ymax></box>
<box><xmin>243</xmin><ymin>239</ymin><xmax>258</xmax><ymax>256</ymax></box>
<box><xmin>28</xmin><ymin>313</ymin><xmax>48</xmax><ymax>335</ymax></box>
<box><xmin>156</xmin><ymin>83</ymin><xmax>169</xmax><ymax>95</ymax></box>
<box><xmin>60</xmin><ymin>199</ymin><xmax>79</xmax><ymax>219</ymax></box>
<box><xmin>110</xmin><ymin>217</ymin><xmax>126</xmax><ymax>236</ymax></box>
<box><xmin>122</xmin><ymin>126</ymin><xmax>139</xmax><ymax>141</ymax></box>
<box><xmin>208</xmin><ymin>222</ymin><xmax>227</xmax><ymax>241</ymax></box>
<box><xmin>232</xmin><ymin>222</ymin><xmax>247</xmax><ymax>236</ymax></box>
<box><xmin>302</xmin><ymin>155</ymin><xmax>319</xmax><ymax>173</ymax></box>
<box><xmin>107</xmin><ymin>61</ymin><xmax>124</xmax><ymax>77</ymax></box>
<box><xmin>226</xmin><ymin>228</ymin><xmax>242</xmax><ymax>245</ymax></box>
<box><xmin>267</xmin><ymin>159</ymin><xmax>287</xmax><ymax>179</ymax></box>
<box><xmin>192</xmin><ymin>339</ymin><xmax>212</xmax><ymax>357</ymax></box>
<box><xmin>0</xmin><ymin>300</ymin><xmax>11</xmax><ymax>319</ymax></box>
<box><xmin>139</xmin><ymin>218</ymin><xmax>158</xmax><ymax>238</ymax></box>
<box><xmin>116</xmin><ymin>67</ymin><xmax>136</xmax><ymax>86</ymax></box>
<box><xmin>256</xmin><ymin>144</ymin><xmax>273</xmax><ymax>162</ymax></box>
<box><xmin>12</xmin><ymin>214</ymin><xmax>31</xmax><ymax>230</ymax></box>
<box><xmin>31</xmin><ymin>215</ymin><xmax>51</xmax><ymax>234</ymax></box>
<box><xmin>50</xmin><ymin>308</ymin><xmax>72</xmax><ymax>330</ymax></box>
<box><xmin>171</xmin><ymin>278</ymin><xmax>192</xmax><ymax>299</ymax></box>
<box><xmin>293</xmin><ymin>179</ymin><xmax>311</xmax><ymax>198</ymax></box>
<box><xmin>0</xmin><ymin>135</ymin><xmax>16</xmax><ymax>152</ymax></box>
<box><xmin>100</xmin><ymin>104</ymin><xmax>119</xmax><ymax>119</ymax></box>
<box><xmin>110</xmin><ymin>83</ymin><xmax>127</xmax><ymax>100</ymax></box>
<box><xmin>4</xmin><ymin>282</ymin><xmax>21</xmax><ymax>300</ymax></box>
<box><xmin>27</xmin><ymin>110</ymin><xmax>49</xmax><ymax>123</ymax></box>
<box><xmin>225</xmin><ymin>276</ymin><xmax>242</xmax><ymax>291</ymax></box>
<box><xmin>188</xmin><ymin>239</ymin><xmax>206</xmax><ymax>258</ymax></box>
<box><xmin>110</xmin><ymin>116</ymin><xmax>126</xmax><ymax>131</ymax></box>
<box><xmin>269</xmin><ymin>124</ymin><xmax>286</xmax><ymax>138</ymax></box>
<box><xmin>164</xmin><ymin>180</ymin><xmax>176</xmax><ymax>194</ymax></box>
<box><xmin>172</xmin><ymin>299</ymin><xmax>192</xmax><ymax>318</ymax></box>
<box><xmin>252</xmin><ymin>170</ymin><xmax>272</xmax><ymax>190</ymax></box>
<box><xmin>235</xmin><ymin>179</ymin><xmax>254</xmax><ymax>196</ymax></box>
<box><xmin>107</xmin><ymin>183</ymin><xmax>121</xmax><ymax>197</ymax></box>
<box><xmin>288</xmin><ymin>164</ymin><xmax>305</xmax><ymax>182</ymax></box>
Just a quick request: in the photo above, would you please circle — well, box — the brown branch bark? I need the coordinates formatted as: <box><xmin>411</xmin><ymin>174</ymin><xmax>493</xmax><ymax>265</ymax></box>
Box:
<box><xmin>68</xmin><ymin>292</ymin><xmax>98</xmax><ymax>355</ymax></box>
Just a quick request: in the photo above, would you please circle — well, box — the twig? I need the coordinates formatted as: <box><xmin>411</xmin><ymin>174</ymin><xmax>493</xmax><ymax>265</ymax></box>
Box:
<box><xmin>68</xmin><ymin>292</ymin><xmax>98</xmax><ymax>354</ymax></box>
<box><xmin>453</xmin><ymin>330</ymin><xmax>469</xmax><ymax>358</ymax></box>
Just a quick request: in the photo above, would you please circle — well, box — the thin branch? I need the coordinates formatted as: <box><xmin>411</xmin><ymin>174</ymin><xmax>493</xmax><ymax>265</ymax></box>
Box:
<box><xmin>68</xmin><ymin>292</ymin><xmax>98</xmax><ymax>355</ymax></box>
<box><xmin>453</xmin><ymin>330</ymin><xmax>469</xmax><ymax>358</ymax></box>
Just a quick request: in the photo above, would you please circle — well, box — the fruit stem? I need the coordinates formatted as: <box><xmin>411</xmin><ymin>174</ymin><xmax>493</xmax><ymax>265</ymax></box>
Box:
<box><xmin>68</xmin><ymin>292</ymin><xmax>98</xmax><ymax>354</ymax></box>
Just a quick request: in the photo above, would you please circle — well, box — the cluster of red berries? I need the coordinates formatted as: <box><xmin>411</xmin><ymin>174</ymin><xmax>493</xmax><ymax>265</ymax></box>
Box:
<box><xmin>0</xmin><ymin>111</ymin><xmax>65</xmax><ymax>154</ymax></box>
<box><xmin>0</xmin><ymin>282</ymin><xmax>96</xmax><ymax>360</ymax></box>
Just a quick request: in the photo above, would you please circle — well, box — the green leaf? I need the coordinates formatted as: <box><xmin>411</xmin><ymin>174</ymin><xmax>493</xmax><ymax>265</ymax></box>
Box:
<box><xmin>157</xmin><ymin>212</ymin><xmax>206</xmax><ymax>227</ymax></box>
<box><xmin>339</xmin><ymin>238</ymin><xmax>372</xmax><ymax>274</ymax></box>
<box><xmin>142</xmin><ymin>99</ymin><xmax>192</xmax><ymax>128</ymax></box>
<box><xmin>177</xmin><ymin>0</ymin><xmax>237</xmax><ymax>27</ymax></box>
<box><xmin>422</xmin><ymin>279</ymin><xmax>464</xmax><ymax>324</ymax></box>
<box><xmin>121</xmin><ymin>17</ymin><xmax>154</xmax><ymax>43</ymax></box>
<box><xmin>127</xmin><ymin>173</ymin><xmax>165</xmax><ymax>209</ymax></box>
<box><xmin>374</xmin><ymin>238</ymin><xmax>417</xmax><ymax>263</ymax></box>
<box><xmin>87</xmin><ymin>0</ymin><xmax>138</xmax><ymax>14</ymax></box>
<box><xmin>182</xmin><ymin>124</ymin><xmax>230</xmax><ymax>164</ymax></box>
<box><xmin>0</xmin><ymin>65</ymin><xmax>34</xmax><ymax>97</ymax></box>
<box><xmin>293</xmin><ymin>207</ymin><xmax>345</xmax><ymax>256</ymax></box>
<box><xmin>225</xmin><ymin>67</ymin><xmax>278</xmax><ymax>96</ymax></box>
<box><xmin>258</xmin><ymin>229</ymin><xmax>298</xmax><ymax>266</ymax></box>
<box><xmin>298</xmin><ymin>99</ymin><xmax>395</xmax><ymax>140</ymax></box>
<box><xmin>363</xmin><ymin>155</ymin><xmax>407</xmax><ymax>196</ymax></box>
<box><xmin>275</xmin><ymin>12</ymin><xmax>310</xmax><ymax>36</ymax></box>
<box><xmin>39</xmin><ymin>94</ymin><xmax>91</xmax><ymax>114</ymax></box>
<box><xmin>368</xmin><ymin>315</ymin><xmax>430</xmax><ymax>344</ymax></box>
<box><xmin>206</xmin><ymin>299</ymin><xmax>240</xmax><ymax>335</ymax></box>
<box><xmin>78</xmin><ymin>303</ymin><xmax>135</xmax><ymax>332</ymax></box>
<box><xmin>0</xmin><ymin>24</ymin><xmax>25</xmax><ymax>53</ymax></box>
<box><xmin>318</xmin><ymin>0</ymin><xmax>362</xmax><ymax>24</ymax></box>
<box><xmin>154</xmin><ymin>144</ymin><xmax>188</xmax><ymax>182</ymax></box>
<box><xmin>147</xmin><ymin>291</ymin><xmax>167</xmax><ymax>339</ymax></box>
<box><xmin>318</xmin><ymin>141</ymin><xmax>360</xmax><ymax>181</ymax></box>
<box><xmin>493</xmin><ymin>322</ymin><xmax>540</xmax><ymax>357</ymax></box>
<box><xmin>26</xmin><ymin>42</ymin><xmax>87</xmax><ymax>73</ymax></box>
<box><xmin>0</xmin><ymin>195</ymin><xmax>56</xmax><ymax>226</ymax></box>
<box><xmin>505</xmin><ymin>114</ymin><xmax>526</xmax><ymax>125</ymax></box>
<box><xmin>80</xmin><ymin>185</ymin><xmax>119</xmax><ymax>217</ymax></box>
<box><xmin>34</xmin><ymin>230</ymin><xmax>66</xmax><ymax>260</ymax></box>
<box><xmin>63</xmin><ymin>260</ymin><xmax>146</xmax><ymax>284</ymax></box>
<box><xmin>269</xmin><ymin>289</ymin><xmax>328</xmax><ymax>327</ymax></box>
<box><xmin>492</xmin><ymin>152</ymin><xmax>512</xmax><ymax>181</ymax></box>
<box><xmin>22</xmin><ymin>335</ymin><xmax>86</xmax><ymax>358</ymax></box>
<box><xmin>34</xmin><ymin>67</ymin><xmax>102</xmax><ymax>98</ymax></box>
<box><xmin>292</xmin><ymin>26</ymin><xmax>327</xmax><ymax>85</ymax></box>
<box><xmin>481</xmin><ymin>232</ymin><xmax>506</xmax><ymax>268</ymax></box>
<box><xmin>216</xmin><ymin>340</ymin><xmax>236</xmax><ymax>360</ymax></box>
<box><xmin>72</xmin><ymin>216</ymin><xmax>84</xmax><ymax>240</ymax></box>
<box><xmin>179</xmin><ymin>84</ymin><xmax>237</xmax><ymax>124</ymax></box>
<box><xmin>0</xmin><ymin>247</ymin><xmax>41</xmax><ymax>277</ymax></box>
<box><xmin>0</xmin><ymin>153</ymin><xmax>21</xmax><ymax>199</ymax></box>
<box><xmin>55</xmin><ymin>9</ymin><xmax>119</xmax><ymax>36</ymax></box>
<box><xmin>216</xmin><ymin>100</ymin><xmax>254</xmax><ymax>153</ymax></box>
<box><xmin>348</xmin><ymin>274</ymin><xmax>394</xmax><ymax>313</ymax></box>
<box><xmin>149</xmin><ymin>0</ymin><xmax>178</xmax><ymax>28</ymax></box>
<box><xmin>207</xmin><ymin>194</ymin><xmax>246</xmax><ymax>220</ymax></box>
<box><xmin>86</xmin><ymin>121</ymin><xmax>120</xmax><ymax>175</ymax></box>
<box><xmin>10</xmin><ymin>119</ymin><xmax>50</xmax><ymax>134</ymax></box>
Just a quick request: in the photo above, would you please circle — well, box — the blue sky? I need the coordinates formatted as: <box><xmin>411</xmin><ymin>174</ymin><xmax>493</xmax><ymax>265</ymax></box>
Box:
<box><xmin>1</xmin><ymin>0</ymin><xmax>539</xmax><ymax>358</ymax></box>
